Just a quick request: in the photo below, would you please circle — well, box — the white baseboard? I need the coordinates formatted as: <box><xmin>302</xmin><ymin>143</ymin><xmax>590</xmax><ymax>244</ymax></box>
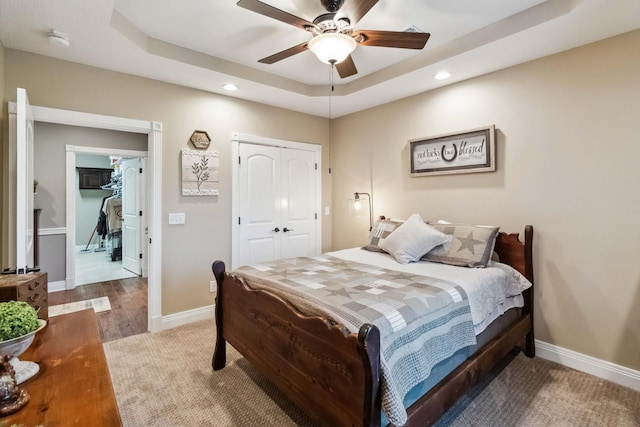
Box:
<box><xmin>157</xmin><ymin>304</ymin><xmax>215</xmax><ymax>331</ymax></box>
<box><xmin>535</xmin><ymin>339</ymin><xmax>640</xmax><ymax>392</ymax></box>
<box><xmin>48</xmin><ymin>280</ymin><xmax>67</xmax><ymax>292</ymax></box>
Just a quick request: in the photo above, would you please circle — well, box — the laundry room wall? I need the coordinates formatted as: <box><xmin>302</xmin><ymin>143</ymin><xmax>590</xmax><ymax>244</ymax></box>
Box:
<box><xmin>75</xmin><ymin>154</ymin><xmax>113</xmax><ymax>248</ymax></box>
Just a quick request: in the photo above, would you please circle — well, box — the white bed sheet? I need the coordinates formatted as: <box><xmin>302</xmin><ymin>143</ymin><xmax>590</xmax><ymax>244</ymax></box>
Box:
<box><xmin>326</xmin><ymin>248</ymin><xmax>531</xmax><ymax>335</ymax></box>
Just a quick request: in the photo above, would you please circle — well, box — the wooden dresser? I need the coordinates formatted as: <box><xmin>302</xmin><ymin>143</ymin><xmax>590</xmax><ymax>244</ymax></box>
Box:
<box><xmin>2</xmin><ymin>309</ymin><xmax>122</xmax><ymax>425</ymax></box>
<box><xmin>0</xmin><ymin>271</ymin><xmax>48</xmax><ymax>319</ymax></box>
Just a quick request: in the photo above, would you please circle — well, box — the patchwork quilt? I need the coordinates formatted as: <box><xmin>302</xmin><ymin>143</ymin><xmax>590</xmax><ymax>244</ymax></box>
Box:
<box><xmin>232</xmin><ymin>255</ymin><xmax>477</xmax><ymax>426</ymax></box>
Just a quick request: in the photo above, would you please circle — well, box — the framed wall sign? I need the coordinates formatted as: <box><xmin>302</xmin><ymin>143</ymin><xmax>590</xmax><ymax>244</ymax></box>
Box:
<box><xmin>181</xmin><ymin>149</ymin><xmax>219</xmax><ymax>196</ymax></box>
<box><xmin>410</xmin><ymin>125</ymin><xmax>496</xmax><ymax>177</ymax></box>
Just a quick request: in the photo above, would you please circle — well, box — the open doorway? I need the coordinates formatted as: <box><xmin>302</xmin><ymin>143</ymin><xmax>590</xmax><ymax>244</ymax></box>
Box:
<box><xmin>74</xmin><ymin>153</ymin><xmax>145</xmax><ymax>287</ymax></box>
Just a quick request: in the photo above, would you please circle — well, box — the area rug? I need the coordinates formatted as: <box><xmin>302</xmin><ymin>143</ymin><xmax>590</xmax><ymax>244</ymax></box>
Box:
<box><xmin>49</xmin><ymin>296</ymin><xmax>112</xmax><ymax>317</ymax></box>
<box><xmin>103</xmin><ymin>320</ymin><xmax>640</xmax><ymax>426</ymax></box>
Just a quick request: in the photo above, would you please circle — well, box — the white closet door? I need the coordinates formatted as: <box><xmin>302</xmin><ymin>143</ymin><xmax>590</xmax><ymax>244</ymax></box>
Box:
<box><xmin>238</xmin><ymin>144</ymin><xmax>281</xmax><ymax>267</ymax></box>
<box><xmin>237</xmin><ymin>142</ymin><xmax>319</xmax><ymax>267</ymax></box>
<box><xmin>121</xmin><ymin>158</ymin><xmax>141</xmax><ymax>274</ymax></box>
<box><xmin>280</xmin><ymin>147</ymin><xmax>317</xmax><ymax>259</ymax></box>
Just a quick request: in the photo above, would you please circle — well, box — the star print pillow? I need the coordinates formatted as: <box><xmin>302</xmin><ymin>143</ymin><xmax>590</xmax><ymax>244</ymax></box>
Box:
<box><xmin>421</xmin><ymin>223</ymin><xmax>500</xmax><ymax>267</ymax></box>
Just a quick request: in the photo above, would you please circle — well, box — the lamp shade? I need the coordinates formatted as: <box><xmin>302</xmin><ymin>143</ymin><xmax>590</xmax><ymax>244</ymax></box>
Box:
<box><xmin>308</xmin><ymin>33</ymin><xmax>356</xmax><ymax>64</ymax></box>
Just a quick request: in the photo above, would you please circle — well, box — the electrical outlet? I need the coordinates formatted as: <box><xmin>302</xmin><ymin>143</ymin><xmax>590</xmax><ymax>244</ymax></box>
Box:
<box><xmin>210</xmin><ymin>280</ymin><xmax>217</xmax><ymax>293</ymax></box>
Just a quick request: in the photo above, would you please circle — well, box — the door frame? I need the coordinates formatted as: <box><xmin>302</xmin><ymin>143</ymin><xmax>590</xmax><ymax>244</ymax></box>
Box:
<box><xmin>9</xmin><ymin>103</ymin><xmax>164</xmax><ymax>333</ymax></box>
<box><xmin>231</xmin><ymin>132</ymin><xmax>321</xmax><ymax>270</ymax></box>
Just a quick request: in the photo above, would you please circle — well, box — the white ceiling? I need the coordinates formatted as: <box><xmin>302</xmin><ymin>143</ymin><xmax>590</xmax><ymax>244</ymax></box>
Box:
<box><xmin>1</xmin><ymin>0</ymin><xmax>639</xmax><ymax>118</ymax></box>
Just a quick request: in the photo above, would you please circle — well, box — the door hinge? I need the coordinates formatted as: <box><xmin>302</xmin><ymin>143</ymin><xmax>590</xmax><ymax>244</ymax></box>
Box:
<box><xmin>238</xmin><ymin>156</ymin><xmax>241</xmax><ymax>165</ymax></box>
<box><xmin>139</xmin><ymin>210</ymin><xmax>143</xmax><ymax>216</ymax></box>
<box><xmin>139</xmin><ymin>168</ymin><xmax>142</xmax><ymax>173</ymax></box>
<box><xmin>315</xmin><ymin>163</ymin><xmax>317</xmax><ymax>170</ymax></box>
<box><xmin>238</xmin><ymin>217</ymin><xmax>241</xmax><ymax>225</ymax></box>
<box><xmin>139</xmin><ymin>253</ymin><xmax>143</xmax><ymax>259</ymax></box>
<box><xmin>315</xmin><ymin>213</ymin><xmax>318</xmax><ymax>220</ymax></box>
<box><xmin>149</xmin><ymin>238</ymin><xmax>152</xmax><ymax>244</ymax></box>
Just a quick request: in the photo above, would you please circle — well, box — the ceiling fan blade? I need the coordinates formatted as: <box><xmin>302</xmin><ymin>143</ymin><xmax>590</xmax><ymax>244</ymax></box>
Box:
<box><xmin>336</xmin><ymin>0</ymin><xmax>379</xmax><ymax>26</ymax></box>
<box><xmin>354</xmin><ymin>30</ymin><xmax>430</xmax><ymax>49</ymax></box>
<box><xmin>336</xmin><ymin>55</ymin><xmax>358</xmax><ymax>78</ymax></box>
<box><xmin>258</xmin><ymin>41</ymin><xmax>309</xmax><ymax>64</ymax></box>
<box><xmin>237</xmin><ymin>0</ymin><xmax>314</xmax><ymax>30</ymax></box>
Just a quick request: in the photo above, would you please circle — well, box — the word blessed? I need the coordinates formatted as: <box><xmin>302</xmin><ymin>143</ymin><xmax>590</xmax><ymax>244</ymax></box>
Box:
<box><xmin>415</xmin><ymin>138</ymin><xmax>486</xmax><ymax>165</ymax></box>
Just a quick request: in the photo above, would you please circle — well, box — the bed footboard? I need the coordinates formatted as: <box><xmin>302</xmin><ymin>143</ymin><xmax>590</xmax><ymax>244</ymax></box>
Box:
<box><xmin>211</xmin><ymin>260</ymin><xmax>382</xmax><ymax>427</ymax></box>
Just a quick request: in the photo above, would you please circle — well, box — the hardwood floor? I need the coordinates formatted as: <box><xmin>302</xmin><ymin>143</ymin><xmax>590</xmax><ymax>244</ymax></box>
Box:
<box><xmin>48</xmin><ymin>276</ymin><xmax>147</xmax><ymax>343</ymax></box>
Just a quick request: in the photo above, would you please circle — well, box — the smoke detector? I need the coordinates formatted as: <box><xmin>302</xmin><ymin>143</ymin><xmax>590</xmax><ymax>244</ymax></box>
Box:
<box><xmin>47</xmin><ymin>30</ymin><xmax>70</xmax><ymax>48</ymax></box>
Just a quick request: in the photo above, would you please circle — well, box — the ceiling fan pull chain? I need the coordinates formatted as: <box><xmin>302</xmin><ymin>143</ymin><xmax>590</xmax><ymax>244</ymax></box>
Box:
<box><xmin>330</xmin><ymin>61</ymin><xmax>335</xmax><ymax>93</ymax></box>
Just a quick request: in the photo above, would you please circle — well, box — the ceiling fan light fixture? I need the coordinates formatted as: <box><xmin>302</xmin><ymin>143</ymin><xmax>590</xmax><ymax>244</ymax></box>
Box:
<box><xmin>308</xmin><ymin>33</ymin><xmax>356</xmax><ymax>65</ymax></box>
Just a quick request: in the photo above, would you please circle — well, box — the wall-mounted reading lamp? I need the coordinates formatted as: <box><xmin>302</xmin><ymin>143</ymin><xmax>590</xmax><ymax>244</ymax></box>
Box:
<box><xmin>353</xmin><ymin>192</ymin><xmax>373</xmax><ymax>231</ymax></box>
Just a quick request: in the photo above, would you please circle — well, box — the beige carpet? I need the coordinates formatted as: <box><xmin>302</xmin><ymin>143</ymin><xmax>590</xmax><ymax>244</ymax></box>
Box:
<box><xmin>103</xmin><ymin>320</ymin><xmax>640</xmax><ymax>426</ymax></box>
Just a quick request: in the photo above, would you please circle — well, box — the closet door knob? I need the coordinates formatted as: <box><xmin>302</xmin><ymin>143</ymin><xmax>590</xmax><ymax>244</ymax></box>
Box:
<box><xmin>283</xmin><ymin>227</ymin><xmax>293</xmax><ymax>232</ymax></box>
<box><xmin>272</xmin><ymin>227</ymin><xmax>280</xmax><ymax>233</ymax></box>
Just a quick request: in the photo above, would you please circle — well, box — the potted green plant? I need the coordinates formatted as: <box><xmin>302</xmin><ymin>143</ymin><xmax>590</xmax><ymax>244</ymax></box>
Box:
<box><xmin>0</xmin><ymin>301</ymin><xmax>40</xmax><ymax>341</ymax></box>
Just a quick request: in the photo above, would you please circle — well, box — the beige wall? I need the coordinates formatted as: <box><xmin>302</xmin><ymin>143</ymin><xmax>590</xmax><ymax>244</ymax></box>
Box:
<box><xmin>331</xmin><ymin>30</ymin><xmax>640</xmax><ymax>371</ymax></box>
<box><xmin>2</xmin><ymin>30</ymin><xmax>638</xmax><ymax>372</ymax></box>
<box><xmin>3</xmin><ymin>50</ymin><xmax>331</xmax><ymax>315</ymax></box>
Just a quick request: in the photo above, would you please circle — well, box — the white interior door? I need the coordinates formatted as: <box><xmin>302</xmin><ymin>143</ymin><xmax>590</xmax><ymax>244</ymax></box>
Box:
<box><xmin>16</xmin><ymin>88</ymin><xmax>35</xmax><ymax>274</ymax></box>
<box><xmin>121</xmin><ymin>158</ymin><xmax>141</xmax><ymax>275</ymax></box>
<box><xmin>238</xmin><ymin>144</ymin><xmax>281</xmax><ymax>266</ymax></box>
<box><xmin>280</xmin><ymin>148</ymin><xmax>317</xmax><ymax>259</ymax></box>
<box><xmin>237</xmin><ymin>142</ymin><xmax>318</xmax><ymax>267</ymax></box>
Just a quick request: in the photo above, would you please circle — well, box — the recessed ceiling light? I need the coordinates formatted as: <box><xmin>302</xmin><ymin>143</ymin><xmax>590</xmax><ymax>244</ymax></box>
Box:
<box><xmin>47</xmin><ymin>30</ymin><xmax>70</xmax><ymax>48</ymax></box>
<box><xmin>223</xmin><ymin>83</ymin><xmax>238</xmax><ymax>91</ymax></box>
<box><xmin>434</xmin><ymin>71</ymin><xmax>451</xmax><ymax>80</ymax></box>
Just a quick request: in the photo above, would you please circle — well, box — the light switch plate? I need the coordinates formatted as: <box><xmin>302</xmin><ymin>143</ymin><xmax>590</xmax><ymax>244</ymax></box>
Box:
<box><xmin>168</xmin><ymin>213</ymin><xmax>186</xmax><ymax>225</ymax></box>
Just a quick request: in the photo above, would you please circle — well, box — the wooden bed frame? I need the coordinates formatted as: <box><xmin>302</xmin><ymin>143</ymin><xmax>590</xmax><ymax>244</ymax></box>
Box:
<box><xmin>212</xmin><ymin>226</ymin><xmax>534</xmax><ymax>426</ymax></box>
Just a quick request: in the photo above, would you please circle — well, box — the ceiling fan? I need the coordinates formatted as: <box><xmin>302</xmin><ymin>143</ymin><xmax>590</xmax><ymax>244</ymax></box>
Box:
<box><xmin>237</xmin><ymin>0</ymin><xmax>431</xmax><ymax>78</ymax></box>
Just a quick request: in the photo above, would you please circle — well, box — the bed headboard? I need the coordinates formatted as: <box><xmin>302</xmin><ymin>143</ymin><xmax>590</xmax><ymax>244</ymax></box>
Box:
<box><xmin>493</xmin><ymin>225</ymin><xmax>534</xmax><ymax>284</ymax></box>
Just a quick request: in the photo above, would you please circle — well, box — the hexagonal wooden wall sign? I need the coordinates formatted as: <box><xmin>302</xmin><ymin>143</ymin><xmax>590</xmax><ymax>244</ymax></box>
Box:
<box><xmin>190</xmin><ymin>130</ymin><xmax>211</xmax><ymax>149</ymax></box>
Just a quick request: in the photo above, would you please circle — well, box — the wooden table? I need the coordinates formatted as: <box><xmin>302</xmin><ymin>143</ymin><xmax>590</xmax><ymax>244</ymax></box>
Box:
<box><xmin>2</xmin><ymin>309</ymin><xmax>122</xmax><ymax>426</ymax></box>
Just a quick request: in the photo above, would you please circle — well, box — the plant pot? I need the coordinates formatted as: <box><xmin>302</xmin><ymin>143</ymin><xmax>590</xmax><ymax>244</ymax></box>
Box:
<box><xmin>0</xmin><ymin>319</ymin><xmax>47</xmax><ymax>384</ymax></box>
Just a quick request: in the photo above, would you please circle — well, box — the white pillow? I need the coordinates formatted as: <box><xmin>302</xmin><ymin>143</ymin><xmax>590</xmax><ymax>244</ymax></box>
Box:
<box><xmin>380</xmin><ymin>213</ymin><xmax>449</xmax><ymax>264</ymax></box>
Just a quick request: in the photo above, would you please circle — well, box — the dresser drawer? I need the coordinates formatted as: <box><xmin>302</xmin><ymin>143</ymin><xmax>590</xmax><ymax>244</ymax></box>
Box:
<box><xmin>0</xmin><ymin>272</ymin><xmax>49</xmax><ymax>320</ymax></box>
<box><xmin>17</xmin><ymin>276</ymin><xmax>46</xmax><ymax>296</ymax></box>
